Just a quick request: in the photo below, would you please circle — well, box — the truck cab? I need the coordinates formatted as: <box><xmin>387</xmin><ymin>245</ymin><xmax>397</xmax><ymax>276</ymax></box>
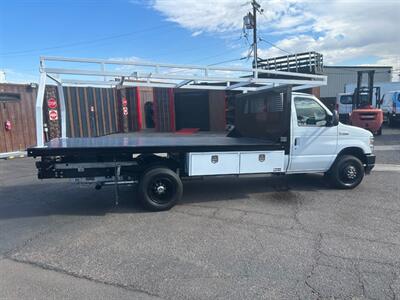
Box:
<box><xmin>233</xmin><ymin>88</ymin><xmax>374</xmax><ymax>186</ymax></box>
<box><xmin>289</xmin><ymin>92</ymin><xmax>374</xmax><ymax>177</ymax></box>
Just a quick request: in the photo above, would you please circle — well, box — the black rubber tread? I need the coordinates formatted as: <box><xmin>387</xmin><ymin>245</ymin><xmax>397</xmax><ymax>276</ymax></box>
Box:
<box><xmin>138</xmin><ymin>167</ymin><xmax>183</xmax><ymax>211</ymax></box>
<box><xmin>328</xmin><ymin>155</ymin><xmax>365</xmax><ymax>189</ymax></box>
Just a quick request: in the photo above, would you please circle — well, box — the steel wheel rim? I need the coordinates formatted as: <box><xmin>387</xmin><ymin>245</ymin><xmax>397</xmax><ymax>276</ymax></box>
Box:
<box><xmin>340</xmin><ymin>164</ymin><xmax>359</xmax><ymax>184</ymax></box>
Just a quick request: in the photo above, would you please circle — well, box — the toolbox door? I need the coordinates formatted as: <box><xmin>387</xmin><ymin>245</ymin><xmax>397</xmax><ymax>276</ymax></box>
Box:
<box><xmin>188</xmin><ymin>152</ymin><xmax>239</xmax><ymax>176</ymax></box>
<box><xmin>239</xmin><ymin>151</ymin><xmax>285</xmax><ymax>174</ymax></box>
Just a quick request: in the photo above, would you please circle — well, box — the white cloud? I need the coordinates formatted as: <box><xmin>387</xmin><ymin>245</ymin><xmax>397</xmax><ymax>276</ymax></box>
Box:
<box><xmin>108</xmin><ymin>56</ymin><xmax>151</xmax><ymax>73</ymax></box>
<box><xmin>151</xmin><ymin>0</ymin><xmax>307</xmax><ymax>33</ymax></box>
<box><xmin>149</xmin><ymin>0</ymin><xmax>400</xmax><ymax>74</ymax></box>
<box><xmin>191</xmin><ymin>30</ymin><xmax>203</xmax><ymax>37</ymax></box>
<box><xmin>1</xmin><ymin>68</ymin><xmax>38</xmax><ymax>83</ymax></box>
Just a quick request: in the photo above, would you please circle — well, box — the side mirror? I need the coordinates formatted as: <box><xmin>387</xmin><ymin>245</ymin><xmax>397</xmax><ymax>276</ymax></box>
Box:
<box><xmin>327</xmin><ymin>110</ymin><xmax>339</xmax><ymax>126</ymax></box>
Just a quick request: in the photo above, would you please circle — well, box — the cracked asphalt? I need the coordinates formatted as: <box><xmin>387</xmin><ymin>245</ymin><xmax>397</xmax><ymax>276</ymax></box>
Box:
<box><xmin>1</xmin><ymin>127</ymin><xmax>400</xmax><ymax>299</ymax></box>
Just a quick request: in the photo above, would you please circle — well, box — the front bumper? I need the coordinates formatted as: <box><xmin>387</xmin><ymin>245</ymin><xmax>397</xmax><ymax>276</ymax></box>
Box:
<box><xmin>391</xmin><ymin>113</ymin><xmax>400</xmax><ymax>120</ymax></box>
<box><xmin>365</xmin><ymin>154</ymin><xmax>376</xmax><ymax>174</ymax></box>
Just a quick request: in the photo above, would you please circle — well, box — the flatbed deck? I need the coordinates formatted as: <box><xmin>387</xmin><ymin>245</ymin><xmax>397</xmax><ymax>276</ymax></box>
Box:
<box><xmin>27</xmin><ymin>134</ymin><xmax>283</xmax><ymax>157</ymax></box>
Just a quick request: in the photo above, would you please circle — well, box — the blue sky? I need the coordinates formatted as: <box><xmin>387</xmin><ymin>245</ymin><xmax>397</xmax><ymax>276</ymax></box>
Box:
<box><xmin>1</xmin><ymin>0</ymin><xmax>399</xmax><ymax>82</ymax></box>
<box><xmin>0</xmin><ymin>0</ymin><xmax>251</xmax><ymax>82</ymax></box>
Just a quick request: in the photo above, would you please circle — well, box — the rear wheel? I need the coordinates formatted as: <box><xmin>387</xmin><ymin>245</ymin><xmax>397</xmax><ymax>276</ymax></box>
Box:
<box><xmin>328</xmin><ymin>155</ymin><xmax>365</xmax><ymax>189</ymax></box>
<box><xmin>138</xmin><ymin>167</ymin><xmax>183</xmax><ymax>211</ymax></box>
<box><xmin>387</xmin><ymin>114</ymin><xmax>394</xmax><ymax>127</ymax></box>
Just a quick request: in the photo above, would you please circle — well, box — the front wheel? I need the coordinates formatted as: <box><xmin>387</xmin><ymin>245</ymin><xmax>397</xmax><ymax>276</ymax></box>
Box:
<box><xmin>138</xmin><ymin>167</ymin><xmax>183</xmax><ymax>211</ymax></box>
<box><xmin>328</xmin><ymin>155</ymin><xmax>365</xmax><ymax>189</ymax></box>
<box><xmin>387</xmin><ymin>114</ymin><xmax>395</xmax><ymax>127</ymax></box>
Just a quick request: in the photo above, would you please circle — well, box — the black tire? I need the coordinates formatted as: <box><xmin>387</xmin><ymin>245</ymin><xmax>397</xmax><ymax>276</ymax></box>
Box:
<box><xmin>138</xmin><ymin>167</ymin><xmax>183</xmax><ymax>211</ymax></box>
<box><xmin>387</xmin><ymin>114</ymin><xmax>394</xmax><ymax>127</ymax></box>
<box><xmin>328</xmin><ymin>155</ymin><xmax>365</xmax><ymax>189</ymax></box>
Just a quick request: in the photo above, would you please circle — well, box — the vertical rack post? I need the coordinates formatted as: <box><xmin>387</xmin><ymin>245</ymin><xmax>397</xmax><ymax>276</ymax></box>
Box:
<box><xmin>35</xmin><ymin>72</ymin><xmax>47</xmax><ymax>147</ymax></box>
<box><xmin>57</xmin><ymin>82</ymin><xmax>67</xmax><ymax>139</ymax></box>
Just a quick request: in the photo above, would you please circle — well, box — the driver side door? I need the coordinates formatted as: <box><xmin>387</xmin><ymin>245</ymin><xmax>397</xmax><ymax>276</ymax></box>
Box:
<box><xmin>288</xmin><ymin>96</ymin><xmax>338</xmax><ymax>173</ymax></box>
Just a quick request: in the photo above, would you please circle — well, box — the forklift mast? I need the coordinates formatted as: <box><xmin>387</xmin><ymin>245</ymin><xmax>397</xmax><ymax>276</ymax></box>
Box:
<box><xmin>353</xmin><ymin>70</ymin><xmax>375</xmax><ymax>109</ymax></box>
<box><xmin>352</xmin><ymin>70</ymin><xmax>382</xmax><ymax>109</ymax></box>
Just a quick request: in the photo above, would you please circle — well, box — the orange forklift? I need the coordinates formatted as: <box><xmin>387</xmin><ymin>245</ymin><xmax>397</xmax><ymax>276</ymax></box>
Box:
<box><xmin>350</xmin><ymin>70</ymin><xmax>383</xmax><ymax>135</ymax></box>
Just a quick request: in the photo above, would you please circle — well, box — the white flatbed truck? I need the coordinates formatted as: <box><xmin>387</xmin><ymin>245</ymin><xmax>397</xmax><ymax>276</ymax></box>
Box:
<box><xmin>27</xmin><ymin>57</ymin><xmax>375</xmax><ymax>211</ymax></box>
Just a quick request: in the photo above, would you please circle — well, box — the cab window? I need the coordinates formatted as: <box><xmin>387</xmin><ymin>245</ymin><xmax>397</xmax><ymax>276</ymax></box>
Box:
<box><xmin>294</xmin><ymin>97</ymin><xmax>327</xmax><ymax>126</ymax></box>
<box><xmin>340</xmin><ymin>95</ymin><xmax>352</xmax><ymax>104</ymax></box>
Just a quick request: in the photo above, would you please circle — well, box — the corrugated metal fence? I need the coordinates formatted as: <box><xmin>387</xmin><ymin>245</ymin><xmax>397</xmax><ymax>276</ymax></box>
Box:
<box><xmin>44</xmin><ymin>86</ymin><xmax>130</xmax><ymax>140</ymax></box>
<box><xmin>153</xmin><ymin>88</ymin><xmax>175</xmax><ymax>132</ymax></box>
<box><xmin>64</xmin><ymin>86</ymin><xmax>119</xmax><ymax>137</ymax></box>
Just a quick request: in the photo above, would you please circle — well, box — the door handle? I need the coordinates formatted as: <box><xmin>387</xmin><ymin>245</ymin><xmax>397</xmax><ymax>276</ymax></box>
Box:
<box><xmin>294</xmin><ymin>137</ymin><xmax>300</xmax><ymax>146</ymax></box>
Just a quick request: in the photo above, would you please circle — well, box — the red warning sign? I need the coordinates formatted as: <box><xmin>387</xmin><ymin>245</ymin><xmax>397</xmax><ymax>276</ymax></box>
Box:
<box><xmin>49</xmin><ymin>109</ymin><xmax>58</xmax><ymax>121</ymax></box>
<box><xmin>122</xmin><ymin>97</ymin><xmax>128</xmax><ymax>107</ymax></box>
<box><xmin>47</xmin><ymin>97</ymin><xmax>57</xmax><ymax>109</ymax></box>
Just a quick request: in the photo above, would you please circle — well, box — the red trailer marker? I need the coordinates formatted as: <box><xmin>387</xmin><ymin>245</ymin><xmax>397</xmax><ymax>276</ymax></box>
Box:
<box><xmin>47</xmin><ymin>97</ymin><xmax>57</xmax><ymax>109</ymax></box>
<box><xmin>49</xmin><ymin>109</ymin><xmax>58</xmax><ymax>121</ymax></box>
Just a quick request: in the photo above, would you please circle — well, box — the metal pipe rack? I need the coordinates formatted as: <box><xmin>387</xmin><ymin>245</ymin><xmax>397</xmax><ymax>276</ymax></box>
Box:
<box><xmin>35</xmin><ymin>56</ymin><xmax>327</xmax><ymax>147</ymax></box>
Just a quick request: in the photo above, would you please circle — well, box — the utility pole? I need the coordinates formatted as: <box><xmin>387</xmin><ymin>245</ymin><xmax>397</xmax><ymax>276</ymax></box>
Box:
<box><xmin>252</xmin><ymin>0</ymin><xmax>259</xmax><ymax>70</ymax></box>
<box><xmin>243</xmin><ymin>1</ymin><xmax>263</xmax><ymax>71</ymax></box>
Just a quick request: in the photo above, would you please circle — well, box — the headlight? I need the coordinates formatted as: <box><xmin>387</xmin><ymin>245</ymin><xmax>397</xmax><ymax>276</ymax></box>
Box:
<box><xmin>369</xmin><ymin>136</ymin><xmax>374</xmax><ymax>153</ymax></box>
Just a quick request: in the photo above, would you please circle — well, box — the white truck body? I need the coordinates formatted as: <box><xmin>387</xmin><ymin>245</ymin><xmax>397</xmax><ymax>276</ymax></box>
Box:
<box><xmin>382</xmin><ymin>90</ymin><xmax>400</xmax><ymax>124</ymax></box>
<box><xmin>336</xmin><ymin>93</ymin><xmax>353</xmax><ymax>120</ymax></box>
<box><xmin>187</xmin><ymin>92</ymin><xmax>373</xmax><ymax>177</ymax></box>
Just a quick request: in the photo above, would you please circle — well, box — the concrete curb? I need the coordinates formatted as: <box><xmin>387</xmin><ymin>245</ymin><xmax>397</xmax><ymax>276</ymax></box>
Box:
<box><xmin>0</xmin><ymin>151</ymin><xmax>27</xmax><ymax>160</ymax></box>
<box><xmin>374</xmin><ymin>163</ymin><xmax>400</xmax><ymax>172</ymax></box>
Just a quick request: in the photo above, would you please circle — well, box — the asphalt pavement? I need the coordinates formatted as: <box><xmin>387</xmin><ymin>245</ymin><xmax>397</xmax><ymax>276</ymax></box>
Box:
<box><xmin>0</xmin><ymin>126</ymin><xmax>399</xmax><ymax>299</ymax></box>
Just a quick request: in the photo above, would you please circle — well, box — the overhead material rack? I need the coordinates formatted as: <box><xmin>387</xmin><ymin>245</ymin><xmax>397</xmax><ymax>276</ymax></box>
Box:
<box><xmin>35</xmin><ymin>56</ymin><xmax>327</xmax><ymax>147</ymax></box>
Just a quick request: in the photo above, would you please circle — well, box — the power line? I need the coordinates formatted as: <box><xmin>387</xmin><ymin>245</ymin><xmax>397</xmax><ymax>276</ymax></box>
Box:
<box><xmin>258</xmin><ymin>37</ymin><xmax>291</xmax><ymax>55</ymax></box>
<box><xmin>0</xmin><ymin>24</ymin><xmax>173</xmax><ymax>57</ymax></box>
<box><xmin>207</xmin><ymin>57</ymin><xmax>247</xmax><ymax>66</ymax></box>
<box><xmin>256</xmin><ymin>7</ymin><xmax>296</xmax><ymax>56</ymax></box>
<box><xmin>164</xmin><ymin>44</ymin><xmax>249</xmax><ymax>75</ymax></box>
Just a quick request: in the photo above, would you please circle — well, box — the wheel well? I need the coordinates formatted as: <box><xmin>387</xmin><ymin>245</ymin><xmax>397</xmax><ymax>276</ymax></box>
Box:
<box><xmin>336</xmin><ymin>147</ymin><xmax>367</xmax><ymax>165</ymax></box>
<box><xmin>136</xmin><ymin>154</ymin><xmax>179</xmax><ymax>172</ymax></box>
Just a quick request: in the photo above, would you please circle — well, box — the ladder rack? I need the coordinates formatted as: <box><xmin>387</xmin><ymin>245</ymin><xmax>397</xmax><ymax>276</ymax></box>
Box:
<box><xmin>35</xmin><ymin>56</ymin><xmax>327</xmax><ymax>146</ymax></box>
